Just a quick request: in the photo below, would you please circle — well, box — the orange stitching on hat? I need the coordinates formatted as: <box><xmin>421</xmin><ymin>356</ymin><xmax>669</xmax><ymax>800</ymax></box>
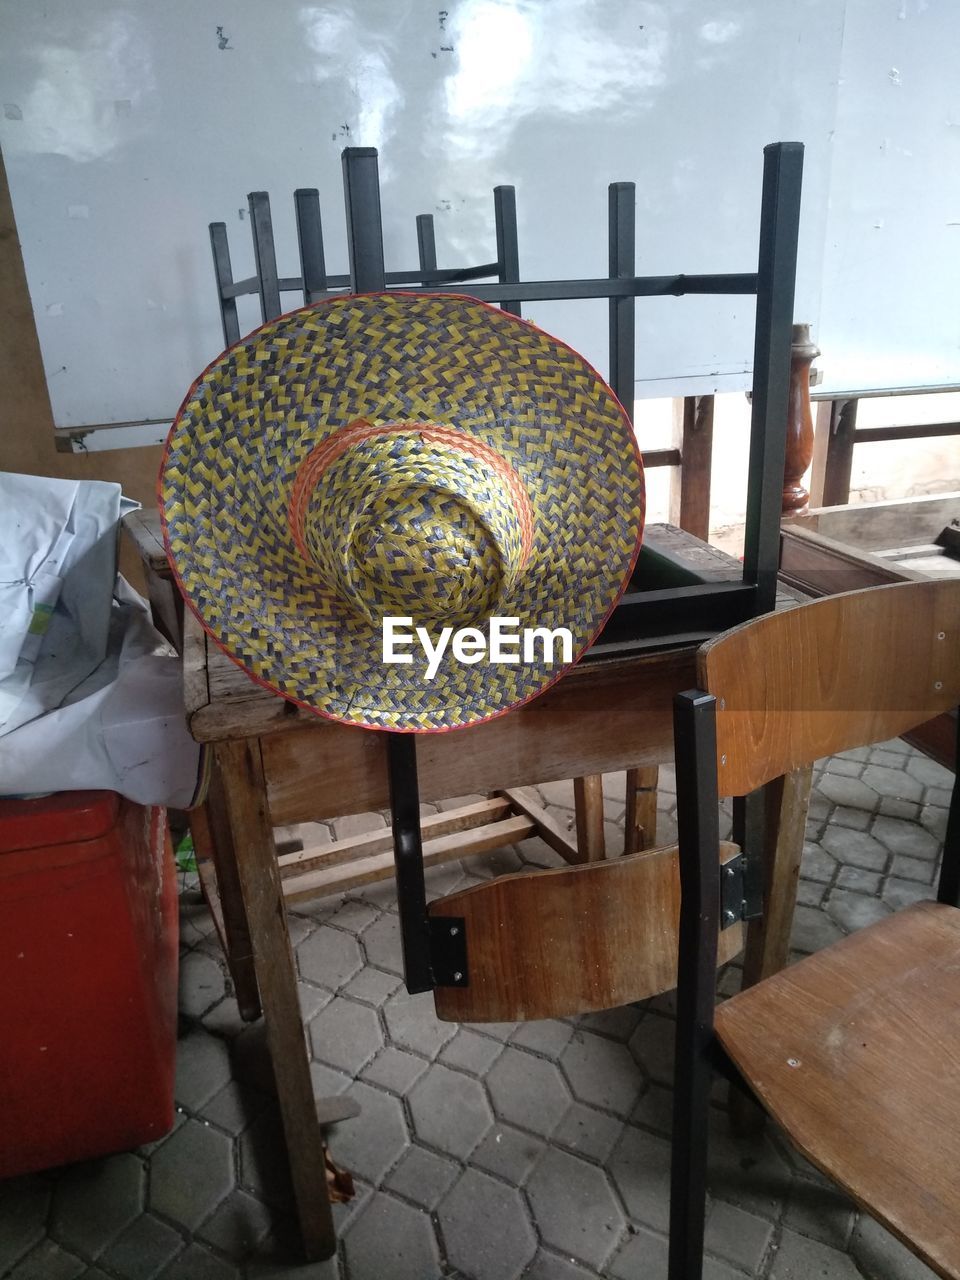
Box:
<box><xmin>288</xmin><ymin>419</ymin><xmax>535</xmax><ymax>567</ymax></box>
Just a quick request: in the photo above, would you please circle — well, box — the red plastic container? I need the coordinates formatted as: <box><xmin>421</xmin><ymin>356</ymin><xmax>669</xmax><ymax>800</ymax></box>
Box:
<box><xmin>0</xmin><ymin>791</ymin><xmax>179</xmax><ymax>1176</ymax></box>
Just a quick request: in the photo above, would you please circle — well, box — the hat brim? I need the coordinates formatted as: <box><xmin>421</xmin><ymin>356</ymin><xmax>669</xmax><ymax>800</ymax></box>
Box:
<box><xmin>161</xmin><ymin>292</ymin><xmax>644</xmax><ymax>732</ymax></box>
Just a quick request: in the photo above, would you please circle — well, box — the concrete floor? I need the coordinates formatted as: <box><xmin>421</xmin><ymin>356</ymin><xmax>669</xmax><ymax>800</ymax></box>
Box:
<box><xmin>0</xmin><ymin>738</ymin><xmax>952</xmax><ymax>1280</ymax></box>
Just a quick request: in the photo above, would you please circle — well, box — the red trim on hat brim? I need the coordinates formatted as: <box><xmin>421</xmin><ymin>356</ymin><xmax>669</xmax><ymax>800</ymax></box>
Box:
<box><xmin>158</xmin><ymin>291</ymin><xmax>645</xmax><ymax>735</ymax></box>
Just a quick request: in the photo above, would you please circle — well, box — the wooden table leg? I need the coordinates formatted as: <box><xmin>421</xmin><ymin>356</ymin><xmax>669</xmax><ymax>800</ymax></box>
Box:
<box><xmin>191</xmin><ymin>794</ymin><xmax>262</xmax><ymax>1022</ymax></box>
<box><xmin>624</xmin><ymin>766</ymin><xmax>659</xmax><ymax>854</ymax></box>
<box><xmin>573</xmin><ymin>775</ymin><xmax>606</xmax><ymax>861</ymax></box>
<box><xmin>212</xmin><ymin>739</ymin><xmax>336</xmax><ymax>1261</ymax></box>
<box><xmin>730</xmin><ymin>764</ymin><xmax>813</xmax><ymax>1133</ymax></box>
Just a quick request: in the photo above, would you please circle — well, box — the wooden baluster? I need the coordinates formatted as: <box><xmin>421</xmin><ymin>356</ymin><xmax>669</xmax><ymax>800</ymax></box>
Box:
<box><xmin>782</xmin><ymin>323</ymin><xmax>820</xmax><ymax>515</ymax></box>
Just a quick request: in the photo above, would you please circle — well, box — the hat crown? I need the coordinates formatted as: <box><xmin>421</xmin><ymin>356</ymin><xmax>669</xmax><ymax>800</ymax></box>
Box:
<box><xmin>290</xmin><ymin>419</ymin><xmax>534</xmax><ymax>630</ymax></box>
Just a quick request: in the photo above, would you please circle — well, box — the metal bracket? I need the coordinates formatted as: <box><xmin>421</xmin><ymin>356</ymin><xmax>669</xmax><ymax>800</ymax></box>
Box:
<box><xmin>720</xmin><ymin>853</ymin><xmax>746</xmax><ymax>930</ymax></box>
<box><xmin>428</xmin><ymin>917</ymin><xmax>468</xmax><ymax>987</ymax></box>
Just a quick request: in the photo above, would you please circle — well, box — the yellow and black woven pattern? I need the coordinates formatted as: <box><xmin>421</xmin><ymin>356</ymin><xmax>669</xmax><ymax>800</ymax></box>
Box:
<box><xmin>161</xmin><ymin>292</ymin><xmax>645</xmax><ymax>732</ymax></box>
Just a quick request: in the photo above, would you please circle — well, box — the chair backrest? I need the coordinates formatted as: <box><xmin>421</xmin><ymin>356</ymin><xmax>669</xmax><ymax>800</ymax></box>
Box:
<box><xmin>700</xmin><ymin>579</ymin><xmax>960</xmax><ymax>797</ymax></box>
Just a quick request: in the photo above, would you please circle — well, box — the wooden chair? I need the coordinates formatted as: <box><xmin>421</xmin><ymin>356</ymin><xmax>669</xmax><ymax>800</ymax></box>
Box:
<box><xmin>667</xmin><ymin>578</ymin><xmax>960</xmax><ymax>1280</ymax></box>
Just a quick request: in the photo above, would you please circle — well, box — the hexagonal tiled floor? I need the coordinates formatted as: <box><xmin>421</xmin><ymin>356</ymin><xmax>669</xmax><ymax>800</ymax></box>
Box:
<box><xmin>0</xmin><ymin>741</ymin><xmax>951</xmax><ymax>1279</ymax></box>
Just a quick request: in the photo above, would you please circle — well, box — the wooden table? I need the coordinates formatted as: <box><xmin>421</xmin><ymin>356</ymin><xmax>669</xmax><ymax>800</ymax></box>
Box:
<box><xmin>781</xmin><ymin>492</ymin><xmax>960</xmax><ymax>769</ymax></box>
<box><xmin>125</xmin><ymin>510</ymin><xmax>811</xmax><ymax>1261</ymax></box>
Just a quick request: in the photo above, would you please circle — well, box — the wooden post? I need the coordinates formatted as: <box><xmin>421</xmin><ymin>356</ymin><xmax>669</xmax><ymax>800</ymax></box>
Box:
<box><xmin>669</xmin><ymin>395</ymin><xmax>714</xmax><ymax>540</ymax></box>
<box><xmin>781</xmin><ymin>323</ymin><xmax>820</xmax><ymax>514</ymax></box>
<box><xmin>809</xmin><ymin>395</ymin><xmax>859</xmax><ymax>508</ymax></box>
<box><xmin>573</xmin><ymin>775</ymin><xmax>607</xmax><ymax>861</ymax></box>
<box><xmin>624</xmin><ymin>766</ymin><xmax>659</xmax><ymax>853</ymax></box>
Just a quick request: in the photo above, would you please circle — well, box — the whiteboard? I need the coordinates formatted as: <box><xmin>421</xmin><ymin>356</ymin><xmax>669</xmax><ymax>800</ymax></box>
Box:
<box><xmin>816</xmin><ymin>0</ymin><xmax>960</xmax><ymax>395</ymax></box>
<box><xmin>1</xmin><ymin>0</ymin><xmax>939</xmax><ymax>436</ymax></box>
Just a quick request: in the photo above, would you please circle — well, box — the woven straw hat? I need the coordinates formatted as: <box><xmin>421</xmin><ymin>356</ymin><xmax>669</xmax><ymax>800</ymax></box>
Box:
<box><xmin>161</xmin><ymin>292</ymin><xmax>644</xmax><ymax>732</ymax></box>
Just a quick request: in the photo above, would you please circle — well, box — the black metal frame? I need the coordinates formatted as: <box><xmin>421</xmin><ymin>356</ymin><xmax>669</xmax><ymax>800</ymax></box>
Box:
<box><xmin>208</xmin><ymin>142</ymin><xmax>804</xmax><ymax>995</ymax></box>
<box><xmin>667</xmin><ymin>690</ymin><xmax>960</xmax><ymax>1280</ymax></box>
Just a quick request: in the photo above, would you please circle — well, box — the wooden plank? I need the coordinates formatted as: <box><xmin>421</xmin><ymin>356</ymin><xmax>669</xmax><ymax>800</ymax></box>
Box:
<box><xmin>261</xmin><ymin>644</ymin><xmax>694</xmax><ymax>825</ymax></box>
<box><xmin>281</xmin><ymin>815</ymin><xmax>534</xmax><ymax>903</ymax></box>
<box><xmin>122</xmin><ymin>508</ymin><xmax>168</xmax><ymax>571</ymax></box>
<box><xmin>779</xmin><ymin>525</ymin><xmax>924</xmax><ymax>597</ymax></box>
<box><xmin>670</xmin><ymin>395</ymin><xmax>714</xmax><ymax>541</ymax></box>
<box><xmin>624</xmin><ymin>766</ymin><xmax>659</xmax><ymax>854</ymax></box>
<box><xmin>211</xmin><ymin>739</ymin><xmax>335</xmax><ymax>1261</ymax></box>
<box><xmin>701</xmin><ymin>579</ymin><xmax>960</xmax><ymax>797</ymax></box>
<box><xmin>573</xmin><ymin>776</ymin><xmax>606</xmax><ymax>862</ymax></box>
<box><xmin>716</xmin><ymin>902</ymin><xmax>960</xmax><ymax>1280</ymax></box>
<box><xmin>498</xmin><ymin>787</ymin><xmax>581</xmax><ymax>864</ymax></box>
<box><xmin>182</xmin><ymin>612</ymin><xmax>211</xmax><ymax>717</ymax></box>
<box><xmin>430</xmin><ymin>842</ymin><xmax>744</xmax><ymax>1022</ymax></box>
<box><xmin>785</xmin><ymin>492</ymin><xmax>960</xmax><ymax>553</ymax></box>
<box><xmin>277</xmin><ymin>797</ymin><xmax>512</xmax><ymax>879</ymax></box>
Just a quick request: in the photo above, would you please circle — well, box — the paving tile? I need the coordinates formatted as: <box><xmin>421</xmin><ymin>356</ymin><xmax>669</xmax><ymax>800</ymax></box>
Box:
<box><xmin>49</xmin><ymin>1153</ymin><xmax>145</xmax><ymax>1258</ymax></box>
<box><xmin>524</xmin><ymin>1248</ymin><xmax>599</xmax><ymax>1280</ymax></box>
<box><xmin>0</xmin><ymin>1174</ymin><xmax>51</xmax><ymax>1274</ymax></box>
<box><xmin>527</xmin><ymin>1147</ymin><xmax>625</xmax><ymax>1270</ymax></box>
<box><xmin>359</xmin><ymin>1045</ymin><xmax>429</xmax><ymax>1095</ymax></box>
<box><xmin>705</xmin><ymin>1110</ymin><xmax>793</xmax><ymax>1220</ymax></box>
<box><xmin>245</xmin><ymin>1252</ymin><xmax>340</xmax><ymax>1280</ymax></box>
<box><xmin>576</xmin><ymin>1004</ymin><xmax>643</xmax><ymax>1043</ymax></box>
<box><xmin>297</xmin><ymin>927</ymin><xmax>364</xmax><ymax>991</ymax></box>
<box><xmin>834</xmin><ymin>865</ymin><xmax>882</xmax><ymax>894</ymax></box>
<box><xmin>196</xmin><ymin>1188</ymin><xmax>274</xmax><ymax>1259</ymax></box>
<box><xmin>782</xmin><ymin>1175</ymin><xmax>856</xmax><ymax>1249</ymax></box>
<box><xmin>630</xmin><ymin>1083</ymin><xmax>674</xmax><ymax>1137</ymax></box>
<box><xmin>471</xmin><ymin>1124</ymin><xmax>545</xmax><ymax>1184</ymax></box>
<box><xmin>331</xmin><ymin>811</ymin><xmax>386</xmax><ymax>841</ymax></box>
<box><xmin>150</xmin><ymin>1118</ymin><xmax>233</xmax><ymax>1229</ymax></box>
<box><xmin>100</xmin><ymin>1212</ymin><xmax>185</xmax><ymax>1279</ymax></box>
<box><xmin>905</xmin><ymin>751</ymin><xmax>953</xmax><ymax>787</ymax></box>
<box><xmin>382</xmin><ymin>988</ymin><xmax>457</xmax><ymax>1058</ymax></box>
<box><xmin>554</xmin><ymin>1101</ymin><xmax>625</xmax><ymax>1163</ymax></box>
<box><xmin>890</xmin><ymin>853</ymin><xmax>938</xmax><ymax>884</ymax></box>
<box><xmin>796</xmin><ymin>879</ymin><xmax>827</xmax><ymax>908</ymax></box>
<box><xmin>159</xmin><ymin>1242</ymin><xmax>241</xmax><ymax>1280</ymax></box>
<box><xmin>861</xmin><ymin>764</ymin><xmax>924</xmax><ymax>802</ymax></box>
<box><xmin>515</xmin><ymin>835</ymin><xmax>567</xmax><ymax>868</ymax></box>
<box><xmin>882</xmin><ymin>876</ymin><xmax>932</xmax><ymax>910</ymax></box>
<box><xmin>850</xmin><ymin>1214</ymin><xmax>940</xmax><ymax>1280</ymax></box>
<box><xmin>470</xmin><ymin>1019</ymin><xmax>519</xmax><ymax>1042</ymax></box>
<box><xmin>178</xmin><ymin>949</ymin><xmax>227</xmax><ymax>1019</ymax></box>
<box><xmin>823</xmin><ymin>756</ymin><xmax>862</xmax><ymax>778</ymax></box>
<box><xmin>342</xmin><ymin>1192</ymin><xmax>439</xmax><ymax>1280</ymax></box>
<box><xmin>799</xmin><ymin>842</ymin><xmax>838</xmax><ymax>884</ymax></box>
<box><xmin>825</xmin><ymin>889</ymin><xmax>891</xmax><ymax>933</ymax></box>
<box><xmin>6</xmin><ymin>1239</ymin><xmax>85</xmax><ymax>1280</ymax></box>
<box><xmin>238</xmin><ymin>1109</ymin><xmax>294</xmax><ymax>1210</ymax></box>
<box><xmin>359</xmin><ymin>912</ymin><xmax>403</xmax><ymax>974</ymax></box>
<box><xmin>608</xmin><ymin>1226</ymin><xmax>669</xmax><ymax>1279</ymax></box>
<box><xmin>789</xmin><ymin>903</ymin><xmax>846</xmax><ymax>954</ymax></box>
<box><xmin>920</xmin><ymin>803</ymin><xmax>949</xmax><ymax>840</ymax></box>
<box><xmin>508</xmin><ymin>1019</ymin><xmax>575</xmax><ymax>1060</ymax></box>
<box><xmin>923</xmin><ymin>786</ymin><xmax>953</xmax><ymax>809</ymax></box>
<box><xmin>487</xmin><ymin>1047</ymin><xmax>572</xmax><ymax>1136</ymax></box>
<box><xmin>175</xmin><ymin>1027</ymin><xmax>234</xmax><ymax>1111</ymax></box>
<box><xmin>537</xmin><ymin>778</ymin><xmax>577</xmax><ymax>809</ymax></box>
<box><xmin>872</xmin><ymin>815</ymin><xmax>941</xmax><ymax>859</ymax></box>
<box><xmin>629</xmin><ymin>1014</ymin><xmax>675</xmax><ymax>1085</ymax></box>
<box><xmin>608</xmin><ymin>1125</ymin><xmax>673</xmax><ymax>1230</ymax></box>
<box><xmin>310</xmin><ymin>1060</ymin><xmax>354</xmax><ymax>1101</ymax></box>
<box><xmin>439</xmin><ymin>1168</ymin><xmax>537</xmax><ymax>1280</ymax></box>
<box><xmin>768</xmin><ymin>1225</ymin><xmax>863</xmax><ymax>1278</ymax></box>
<box><xmin>326</xmin><ymin>1082</ymin><xmax>409</xmax><ymax>1183</ymax></box>
<box><xmin>830</xmin><ymin>805</ymin><xmax>872</xmax><ymax>831</ymax></box>
<box><xmin>383</xmin><ymin>1146</ymin><xmax>459</xmax><ymax>1210</ymax></box>
<box><xmin>561</xmin><ymin>1031</ymin><xmax>643</xmax><ymax>1116</ymax></box>
<box><xmin>201</xmin><ymin>997</ymin><xmax>249</xmax><ymax>1039</ymax></box>
<box><xmin>408</xmin><ymin>1063</ymin><xmax>493</xmax><ymax>1159</ymax></box>
<box><xmin>461</xmin><ymin>845</ymin><xmax>525</xmax><ymax>881</ymax></box>
<box><xmin>705</xmin><ymin>1199</ymin><xmax>773</xmax><ymax>1272</ymax></box>
<box><xmin>440</xmin><ymin>1027</ymin><xmax>506</xmax><ymax>1075</ymax></box>
<box><xmin>816</xmin><ymin>774</ymin><xmax>878</xmax><ymax>812</ymax></box>
<box><xmin>878</xmin><ymin>795</ymin><xmax>922</xmax><ymax>823</ymax></box>
<box><xmin>820</xmin><ymin>827</ymin><xmax>888</xmax><ymax>871</ymax></box>
<box><xmin>341</xmin><ymin>966</ymin><xmax>401</xmax><ymax>1008</ymax></box>
<box><xmin>202</xmin><ymin>1079</ymin><xmax>270</xmax><ymax>1136</ymax></box>
<box><xmin>308</xmin><ymin>995</ymin><xmax>383</xmax><ymax>1073</ymax></box>
<box><xmin>437</xmin><ymin>793</ymin><xmax>487</xmax><ymax>811</ymax></box>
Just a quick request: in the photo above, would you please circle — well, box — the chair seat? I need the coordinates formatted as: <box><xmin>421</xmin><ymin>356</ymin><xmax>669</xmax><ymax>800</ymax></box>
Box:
<box><xmin>715</xmin><ymin>900</ymin><xmax>960</xmax><ymax>1280</ymax></box>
